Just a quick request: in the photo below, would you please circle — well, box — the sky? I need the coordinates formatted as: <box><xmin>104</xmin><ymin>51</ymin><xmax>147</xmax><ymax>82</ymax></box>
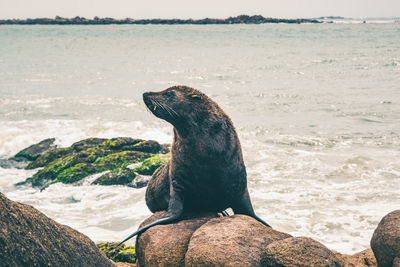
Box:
<box><xmin>1</xmin><ymin>0</ymin><xmax>399</xmax><ymax>19</ymax></box>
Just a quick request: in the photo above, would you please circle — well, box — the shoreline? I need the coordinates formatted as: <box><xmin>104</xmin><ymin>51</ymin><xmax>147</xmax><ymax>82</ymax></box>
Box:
<box><xmin>0</xmin><ymin>15</ymin><xmax>322</xmax><ymax>25</ymax></box>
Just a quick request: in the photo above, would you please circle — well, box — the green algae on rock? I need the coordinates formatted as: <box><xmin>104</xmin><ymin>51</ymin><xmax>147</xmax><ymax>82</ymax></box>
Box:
<box><xmin>97</xmin><ymin>242</ymin><xmax>136</xmax><ymax>264</ymax></box>
<box><xmin>17</xmin><ymin>137</ymin><xmax>166</xmax><ymax>188</ymax></box>
<box><xmin>133</xmin><ymin>153</ymin><xmax>170</xmax><ymax>175</ymax></box>
<box><xmin>26</xmin><ymin>147</ymin><xmax>74</xmax><ymax>169</ymax></box>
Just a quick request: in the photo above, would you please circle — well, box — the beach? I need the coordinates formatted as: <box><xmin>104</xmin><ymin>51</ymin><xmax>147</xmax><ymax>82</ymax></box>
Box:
<box><xmin>0</xmin><ymin>21</ymin><xmax>399</xmax><ymax>254</ymax></box>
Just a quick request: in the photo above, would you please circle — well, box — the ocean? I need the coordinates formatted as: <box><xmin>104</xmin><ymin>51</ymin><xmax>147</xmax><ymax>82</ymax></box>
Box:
<box><xmin>0</xmin><ymin>20</ymin><xmax>399</xmax><ymax>254</ymax></box>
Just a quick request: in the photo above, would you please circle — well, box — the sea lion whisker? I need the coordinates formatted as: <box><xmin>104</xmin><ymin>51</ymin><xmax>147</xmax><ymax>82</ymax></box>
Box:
<box><xmin>154</xmin><ymin>99</ymin><xmax>178</xmax><ymax>118</ymax></box>
<box><xmin>153</xmin><ymin>99</ymin><xmax>171</xmax><ymax>116</ymax></box>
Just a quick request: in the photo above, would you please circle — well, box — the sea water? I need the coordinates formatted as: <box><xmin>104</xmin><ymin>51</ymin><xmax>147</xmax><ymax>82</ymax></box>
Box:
<box><xmin>0</xmin><ymin>21</ymin><xmax>399</xmax><ymax>254</ymax></box>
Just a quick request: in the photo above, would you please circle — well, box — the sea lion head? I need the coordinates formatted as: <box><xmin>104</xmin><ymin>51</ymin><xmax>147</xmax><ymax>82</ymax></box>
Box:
<box><xmin>143</xmin><ymin>85</ymin><xmax>213</xmax><ymax>128</ymax></box>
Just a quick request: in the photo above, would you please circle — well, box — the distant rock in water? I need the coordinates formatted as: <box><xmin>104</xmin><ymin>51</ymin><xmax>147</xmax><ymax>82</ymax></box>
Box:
<box><xmin>0</xmin><ymin>192</ymin><xmax>114</xmax><ymax>266</ymax></box>
<box><xmin>15</xmin><ymin>137</ymin><xmax>169</xmax><ymax>189</ymax></box>
<box><xmin>0</xmin><ymin>15</ymin><xmax>322</xmax><ymax>25</ymax></box>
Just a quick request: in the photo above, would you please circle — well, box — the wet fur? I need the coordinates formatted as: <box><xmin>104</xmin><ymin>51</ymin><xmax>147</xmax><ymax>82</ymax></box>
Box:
<box><xmin>119</xmin><ymin>85</ymin><xmax>270</xmax><ymax>245</ymax></box>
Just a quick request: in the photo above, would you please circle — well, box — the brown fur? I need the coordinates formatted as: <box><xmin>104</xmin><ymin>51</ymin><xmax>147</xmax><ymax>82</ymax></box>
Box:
<box><xmin>119</xmin><ymin>85</ymin><xmax>270</xmax><ymax>245</ymax></box>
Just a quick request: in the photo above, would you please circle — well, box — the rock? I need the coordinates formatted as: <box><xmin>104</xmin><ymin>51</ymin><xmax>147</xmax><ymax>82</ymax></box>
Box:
<box><xmin>371</xmin><ymin>210</ymin><xmax>400</xmax><ymax>267</ymax></box>
<box><xmin>97</xmin><ymin>242</ymin><xmax>136</xmax><ymax>263</ymax></box>
<box><xmin>0</xmin><ymin>192</ymin><xmax>113</xmax><ymax>267</ymax></box>
<box><xmin>128</xmin><ymin>174</ymin><xmax>151</xmax><ymax>189</ymax></box>
<box><xmin>394</xmin><ymin>257</ymin><xmax>400</xmax><ymax>267</ymax></box>
<box><xmin>11</xmin><ymin>138</ymin><xmax>56</xmax><ymax>161</ymax></box>
<box><xmin>71</xmin><ymin>137</ymin><xmax>109</xmax><ymax>151</ymax></box>
<box><xmin>115</xmin><ymin>263</ymin><xmax>136</xmax><ymax>267</ymax></box>
<box><xmin>185</xmin><ymin>215</ymin><xmax>291</xmax><ymax>266</ymax></box>
<box><xmin>18</xmin><ymin>137</ymin><xmax>165</xmax><ymax>188</ymax></box>
<box><xmin>125</xmin><ymin>140</ymin><xmax>162</xmax><ymax>154</ymax></box>
<box><xmin>26</xmin><ymin>147</ymin><xmax>74</xmax><ymax>169</ymax></box>
<box><xmin>136</xmin><ymin>211</ymin><xmax>219</xmax><ymax>267</ymax></box>
<box><xmin>335</xmin><ymin>248</ymin><xmax>377</xmax><ymax>267</ymax></box>
<box><xmin>92</xmin><ymin>168</ymin><xmax>136</xmax><ymax>186</ymax></box>
<box><xmin>133</xmin><ymin>153</ymin><xmax>169</xmax><ymax>175</ymax></box>
<box><xmin>262</xmin><ymin>237</ymin><xmax>342</xmax><ymax>267</ymax></box>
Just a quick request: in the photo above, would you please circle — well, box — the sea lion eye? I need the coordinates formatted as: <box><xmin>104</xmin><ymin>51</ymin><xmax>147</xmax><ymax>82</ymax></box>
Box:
<box><xmin>165</xmin><ymin>91</ymin><xmax>175</xmax><ymax>97</ymax></box>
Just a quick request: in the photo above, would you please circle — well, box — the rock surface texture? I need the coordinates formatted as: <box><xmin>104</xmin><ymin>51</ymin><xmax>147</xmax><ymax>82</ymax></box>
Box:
<box><xmin>371</xmin><ymin>209</ymin><xmax>400</xmax><ymax>267</ymax></box>
<box><xmin>136</xmin><ymin>212</ymin><xmax>390</xmax><ymax>267</ymax></box>
<box><xmin>185</xmin><ymin>215</ymin><xmax>291</xmax><ymax>266</ymax></box>
<box><xmin>262</xmin><ymin>237</ymin><xmax>342</xmax><ymax>266</ymax></box>
<box><xmin>137</xmin><ymin>213</ymin><xmax>324</xmax><ymax>267</ymax></box>
<box><xmin>335</xmin><ymin>248</ymin><xmax>377</xmax><ymax>267</ymax></box>
<box><xmin>0</xmin><ymin>192</ymin><xmax>113</xmax><ymax>267</ymax></box>
<box><xmin>135</xmin><ymin>211</ymin><xmax>219</xmax><ymax>267</ymax></box>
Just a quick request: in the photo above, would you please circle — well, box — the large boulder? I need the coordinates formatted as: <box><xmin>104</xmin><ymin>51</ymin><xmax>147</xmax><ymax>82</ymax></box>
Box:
<box><xmin>335</xmin><ymin>248</ymin><xmax>377</xmax><ymax>267</ymax></box>
<box><xmin>185</xmin><ymin>215</ymin><xmax>291</xmax><ymax>266</ymax></box>
<box><xmin>262</xmin><ymin>237</ymin><xmax>342</xmax><ymax>267</ymax></box>
<box><xmin>0</xmin><ymin>192</ymin><xmax>113</xmax><ymax>267</ymax></box>
<box><xmin>371</xmin><ymin>210</ymin><xmax>400</xmax><ymax>267</ymax></box>
<box><xmin>135</xmin><ymin>211</ymin><xmax>219</xmax><ymax>267</ymax></box>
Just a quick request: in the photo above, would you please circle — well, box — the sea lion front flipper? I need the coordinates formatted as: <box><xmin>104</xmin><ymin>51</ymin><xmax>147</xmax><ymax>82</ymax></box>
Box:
<box><xmin>231</xmin><ymin>188</ymin><xmax>272</xmax><ymax>228</ymax></box>
<box><xmin>118</xmin><ymin>191</ymin><xmax>184</xmax><ymax>246</ymax></box>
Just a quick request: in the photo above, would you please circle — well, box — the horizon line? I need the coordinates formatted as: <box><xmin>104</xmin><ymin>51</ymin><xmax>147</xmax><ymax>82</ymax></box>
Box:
<box><xmin>0</xmin><ymin>14</ymin><xmax>399</xmax><ymax>20</ymax></box>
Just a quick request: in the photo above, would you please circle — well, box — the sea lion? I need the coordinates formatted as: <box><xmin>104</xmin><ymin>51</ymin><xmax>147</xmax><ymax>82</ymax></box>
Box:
<box><xmin>119</xmin><ymin>85</ymin><xmax>270</xmax><ymax>245</ymax></box>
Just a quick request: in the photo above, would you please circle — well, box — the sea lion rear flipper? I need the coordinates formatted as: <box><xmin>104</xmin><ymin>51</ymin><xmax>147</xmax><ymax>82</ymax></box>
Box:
<box><xmin>231</xmin><ymin>188</ymin><xmax>272</xmax><ymax>228</ymax></box>
<box><xmin>118</xmin><ymin>192</ymin><xmax>184</xmax><ymax>246</ymax></box>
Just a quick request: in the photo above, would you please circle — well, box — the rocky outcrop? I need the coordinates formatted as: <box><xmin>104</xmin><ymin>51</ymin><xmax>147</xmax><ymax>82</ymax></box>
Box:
<box><xmin>371</xmin><ymin>210</ymin><xmax>400</xmax><ymax>267</ymax></box>
<box><xmin>14</xmin><ymin>137</ymin><xmax>169</xmax><ymax>188</ymax></box>
<box><xmin>263</xmin><ymin>237</ymin><xmax>342</xmax><ymax>266</ymax></box>
<box><xmin>0</xmin><ymin>15</ymin><xmax>322</xmax><ymax>25</ymax></box>
<box><xmin>0</xmin><ymin>192</ymin><xmax>113</xmax><ymax>267</ymax></box>
<box><xmin>185</xmin><ymin>215</ymin><xmax>291</xmax><ymax>266</ymax></box>
<box><xmin>135</xmin><ymin>212</ymin><xmax>355</xmax><ymax>267</ymax></box>
<box><xmin>135</xmin><ymin>213</ymin><xmax>292</xmax><ymax>267</ymax></box>
<box><xmin>135</xmin><ymin>211</ymin><xmax>219</xmax><ymax>266</ymax></box>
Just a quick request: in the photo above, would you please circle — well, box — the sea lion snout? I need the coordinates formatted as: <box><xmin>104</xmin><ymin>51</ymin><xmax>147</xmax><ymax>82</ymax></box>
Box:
<box><xmin>142</xmin><ymin>92</ymin><xmax>151</xmax><ymax>101</ymax></box>
<box><xmin>142</xmin><ymin>92</ymin><xmax>154</xmax><ymax>108</ymax></box>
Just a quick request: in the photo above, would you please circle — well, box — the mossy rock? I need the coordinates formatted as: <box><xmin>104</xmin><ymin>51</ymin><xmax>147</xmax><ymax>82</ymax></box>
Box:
<box><xmin>26</xmin><ymin>147</ymin><xmax>74</xmax><ymax>169</ymax></box>
<box><xmin>11</xmin><ymin>138</ymin><xmax>57</xmax><ymax>162</ymax></box>
<box><xmin>26</xmin><ymin>137</ymin><xmax>162</xmax><ymax>171</ymax></box>
<box><xmin>71</xmin><ymin>138</ymin><xmax>109</xmax><ymax>151</ymax></box>
<box><xmin>92</xmin><ymin>168</ymin><xmax>136</xmax><ymax>186</ymax></box>
<box><xmin>97</xmin><ymin>242</ymin><xmax>136</xmax><ymax>264</ymax></box>
<box><xmin>17</xmin><ymin>137</ymin><xmax>167</xmax><ymax>188</ymax></box>
<box><xmin>29</xmin><ymin>151</ymin><xmax>150</xmax><ymax>187</ymax></box>
<box><xmin>134</xmin><ymin>153</ymin><xmax>170</xmax><ymax>175</ymax></box>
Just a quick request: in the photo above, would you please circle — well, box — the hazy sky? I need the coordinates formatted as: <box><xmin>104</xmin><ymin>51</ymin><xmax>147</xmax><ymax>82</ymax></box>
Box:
<box><xmin>1</xmin><ymin>0</ymin><xmax>399</xmax><ymax>19</ymax></box>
